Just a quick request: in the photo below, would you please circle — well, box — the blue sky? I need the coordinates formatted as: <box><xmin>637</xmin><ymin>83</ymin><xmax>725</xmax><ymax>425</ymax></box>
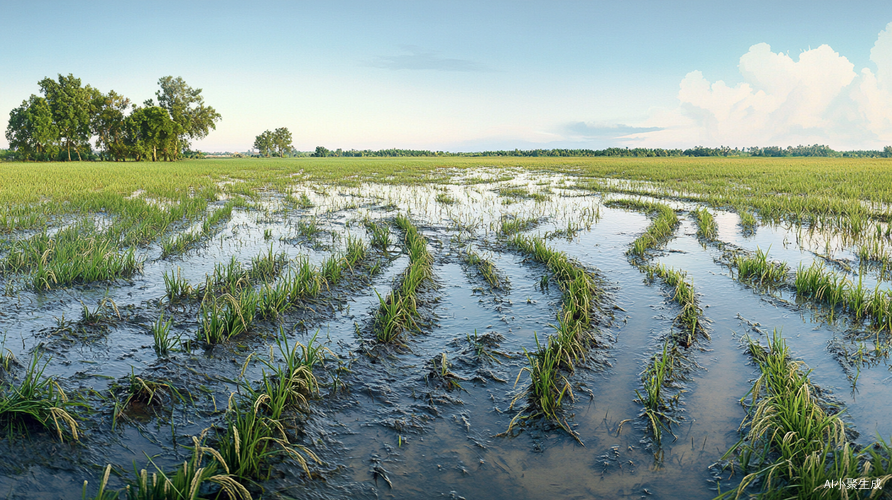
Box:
<box><xmin>3</xmin><ymin>1</ymin><xmax>892</xmax><ymax>151</ymax></box>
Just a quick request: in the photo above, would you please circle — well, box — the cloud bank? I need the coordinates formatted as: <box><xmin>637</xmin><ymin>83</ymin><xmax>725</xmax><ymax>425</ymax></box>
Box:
<box><xmin>370</xmin><ymin>46</ymin><xmax>491</xmax><ymax>72</ymax></box>
<box><xmin>627</xmin><ymin>22</ymin><xmax>892</xmax><ymax>150</ymax></box>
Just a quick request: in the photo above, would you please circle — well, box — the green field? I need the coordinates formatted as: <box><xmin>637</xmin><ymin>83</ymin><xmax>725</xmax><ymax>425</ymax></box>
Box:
<box><xmin>2</xmin><ymin>156</ymin><xmax>892</xmax><ymax>499</ymax></box>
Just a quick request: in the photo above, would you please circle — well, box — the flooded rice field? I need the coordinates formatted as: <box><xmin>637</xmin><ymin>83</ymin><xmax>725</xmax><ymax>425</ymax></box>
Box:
<box><xmin>1</xmin><ymin>168</ymin><xmax>891</xmax><ymax>499</ymax></box>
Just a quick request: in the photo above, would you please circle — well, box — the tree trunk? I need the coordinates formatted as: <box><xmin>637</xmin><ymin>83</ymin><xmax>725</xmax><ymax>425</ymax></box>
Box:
<box><xmin>153</xmin><ymin>145</ymin><xmax>157</xmax><ymax>162</ymax></box>
<box><xmin>67</xmin><ymin>141</ymin><xmax>71</xmax><ymax>161</ymax></box>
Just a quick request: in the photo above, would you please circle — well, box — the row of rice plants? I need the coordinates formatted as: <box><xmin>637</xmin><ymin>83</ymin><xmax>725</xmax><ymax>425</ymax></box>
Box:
<box><xmin>1</xmin><ymin>221</ymin><xmax>141</xmax><ymax>290</ymax></box>
<box><xmin>794</xmin><ymin>262</ymin><xmax>892</xmax><ymax>330</ymax></box>
<box><xmin>216</xmin><ymin>331</ymin><xmax>327</xmax><ymax>483</ymax></box>
<box><xmin>638</xmin><ymin>265</ymin><xmax>706</xmax><ymax>444</ymax></box>
<box><xmin>373</xmin><ymin>215</ymin><xmax>433</xmax><ymax>343</ymax></box>
<box><xmin>605</xmin><ymin>199</ymin><xmax>679</xmax><ymax>258</ymax></box>
<box><xmin>159</xmin><ymin>199</ymin><xmax>240</xmax><ymax>258</ymax></box>
<box><xmin>691</xmin><ymin>207</ymin><xmax>718</xmax><ymax>240</ymax></box>
<box><xmin>85</xmin><ymin>331</ymin><xmax>331</xmax><ymax>498</ymax></box>
<box><xmin>717</xmin><ymin>330</ymin><xmax>892</xmax><ymax>499</ymax></box>
<box><xmin>503</xmin><ymin>235</ymin><xmax>602</xmax><ymax>443</ymax></box>
<box><xmin>611</xmin><ymin>200</ymin><xmax>707</xmax><ymax>446</ymax></box>
<box><xmin>462</xmin><ymin>247</ymin><xmax>506</xmax><ymax>290</ymax></box>
<box><xmin>200</xmin><ymin>239</ymin><xmax>368</xmax><ymax>344</ymax></box>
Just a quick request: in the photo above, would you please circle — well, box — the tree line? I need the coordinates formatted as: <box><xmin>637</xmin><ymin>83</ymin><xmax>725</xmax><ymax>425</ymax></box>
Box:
<box><xmin>4</xmin><ymin>74</ymin><xmax>220</xmax><ymax>161</ymax></box>
<box><xmin>304</xmin><ymin>144</ymin><xmax>892</xmax><ymax>158</ymax></box>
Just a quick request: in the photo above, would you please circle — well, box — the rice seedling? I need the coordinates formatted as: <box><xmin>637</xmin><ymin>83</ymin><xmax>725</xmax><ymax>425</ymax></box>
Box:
<box><xmin>320</xmin><ymin>254</ymin><xmax>343</xmax><ymax>288</ymax></box>
<box><xmin>465</xmin><ymin>330</ymin><xmax>506</xmax><ymax>364</ymax></box>
<box><xmin>635</xmin><ymin>342</ymin><xmax>682</xmax><ymax>445</ymax></box>
<box><xmin>80</xmin><ymin>298</ymin><xmax>122</xmax><ymax>326</ymax></box>
<box><xmin>426</xmin><ymin>353</ymin><xmax>466</xmax><ymax>391</ymax></box>
<box><xmin>162</xmin><ymin>267</ymin><xmax>193</xmax><ymax>301</ymax></box>
<box><xmin>364</xmin><ymin>219</ymin><xmax>392</xmax><ymax>250</ymax></box>
<box><xmin>717</xmin><ymin>330</ymin><xmax>892</xmax><ymax>499</ymax></box>
<box><xmin>297</xmin><ymin>217</ymin><xmax>321</xmax><ymax>239</ymax></box>
<box><xmin>733</xmin><ymin>247</ymin><xmax>789</xmax><ymax>286</ymax></box>
<box><xmin>502</xmin><ymin>335</ymin><xmax>579</xmax><ymax>443</ymax></box>
<box><xmin>499</xmin><ymin>215</ymin><xmax>537</xmax><ymax>236</ymax></box>
<box><xmin>691</xmin><ymin>207</ymin><xmax>717</xmax><ymax>240</ymax></box>
<box><xmin>198</xmin><ymin>290</ymin><xmax>258</xmax><ymax>344</ymax></box>
<box><xmin>739</xmin><ymin>209</ymin><xmax>758</xmax><ymax>234</ymax></box>
<box><xmin>83</xmin><ymin>432</ymin><xmax>251</xmax><ymax>500</ymax></box>
<box><xmin>435</xmin><ymin>192</ymin><xmax>456</xmax><ymax>205</ymax></box>
<box><xmin>248</xmin><ymin>244</ymin><xmax>288</xmax><ymax>281</ymax></box>
<box><xmin>345</xmin><ymin>235</ymin><xmax>367</xmax><ymax>268</ymax></box>
<box><xmin>644</xmin><ymin>265</ymin><xmax>705</xmax><ymax>344</ymax></box>
<box><xmin>0</xmin><ymin>351</ymin><xmax>83</xmax><ymax>442</ymax></box>
<box><xmin>217</xmin><ymin>392</ymin><xmax>320</xmax><ymax>482</ymax></box>
<box><xmin>150</xmin><ymin>311</ymin><xmax>176</xmax><ymax>356</ymax></box>
<box><xmin>286</xmin><ymin>192</ymin><xmax>314</xmax><ymax>209</ymax></box>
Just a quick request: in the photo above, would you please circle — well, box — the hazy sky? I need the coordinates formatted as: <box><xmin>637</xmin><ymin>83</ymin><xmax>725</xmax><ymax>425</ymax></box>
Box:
<box><xmin>3</xmin><ymin>1</ymin><xmax>892</xmax><ymax>151</ymax></box>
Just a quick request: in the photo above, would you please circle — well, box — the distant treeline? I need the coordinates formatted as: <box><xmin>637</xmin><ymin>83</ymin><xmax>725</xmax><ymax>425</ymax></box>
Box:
<box><xmin>307</xmin><ymin>144</ymin><xmax>892</xmax><ymax>158</ymax></box>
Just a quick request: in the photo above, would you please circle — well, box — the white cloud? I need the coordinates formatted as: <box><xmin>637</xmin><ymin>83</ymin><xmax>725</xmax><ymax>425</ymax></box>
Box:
<box><xmin>628</xmin><ymin>22</ymin><xmax>892</xmax><ymax>150</ymax></box>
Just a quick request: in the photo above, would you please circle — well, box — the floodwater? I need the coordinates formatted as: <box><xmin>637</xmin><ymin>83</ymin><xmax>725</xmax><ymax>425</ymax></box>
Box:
<box><xmin>0</xmin><ymin>169</ymin><xmax>890</xmax><ymax>499</ymax></box>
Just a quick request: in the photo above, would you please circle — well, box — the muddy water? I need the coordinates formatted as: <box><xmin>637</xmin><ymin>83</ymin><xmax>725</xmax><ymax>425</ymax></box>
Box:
<box><xmin>1</xmin><ymin>172</ymin><xmax>891</xmax><ymax>499</ymax></box>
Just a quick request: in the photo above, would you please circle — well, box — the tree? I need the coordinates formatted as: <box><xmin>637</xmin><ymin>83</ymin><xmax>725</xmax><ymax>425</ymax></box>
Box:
<box><xmin>5</xmin><ymin>95</ymin><xmax>58</xmax><ymax>160</ymax></box>
<box><xmin>272</xmin><ymin>127</ymin><xmax>293</xmax><ymax>157</ymax></box>
<box><xmin>92</xmin><ymin>91</ymin><xmax>131</xmax><ymax>161</ymax></box>
<box><xmin>312</xmin><ymin>146</ymin><xmax>330</xmax><ymax>157</ymax></box>
<box><xmin>155</xmin><ymin>76</ymin><xmax>221</xmax><ymax>159</ymax></box>
<box><xmin>253</xmin><ymin>130</ymin><xmax>274</xmax><ymax>157</ymax></box>
<box><xmin>125</xmin><ymin>106</ymin><xmax>181</xmax><ymax>162</ymax></box>
<box><xmin>38</xmin><ymin>74</ymin><xmax>96</xmax><ymax>161</ymax></box>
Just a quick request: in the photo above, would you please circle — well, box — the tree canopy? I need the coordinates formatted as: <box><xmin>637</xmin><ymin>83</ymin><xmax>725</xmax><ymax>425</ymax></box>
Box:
<box><xmin>4</xmin><ymin>74</ymin><xmax>220</xmax><ymax>161</ymax></box>
<box><xmin>254</xmin><ymin>127</ymin><xmax>293</xmax><ymax>157</ymax></box>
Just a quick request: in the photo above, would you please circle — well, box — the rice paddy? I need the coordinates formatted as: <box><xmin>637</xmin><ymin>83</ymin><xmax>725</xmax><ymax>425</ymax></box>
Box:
<box><xmin>1</xmin><ymin>156</ymin><xmax>892</xmax><ymax>499</ymax></box>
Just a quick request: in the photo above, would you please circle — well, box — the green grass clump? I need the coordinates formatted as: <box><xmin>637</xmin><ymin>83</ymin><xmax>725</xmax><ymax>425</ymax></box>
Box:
<box><xmin>717</xmin><ymin>330</ymin><xmax>892</xmax><ymax>499</ymax></box>
<box><xmin>83</xmin><ymin>433</ymin><xmax>251</xmax><ymax>500</ymax></box>
<box><xmin>691</xmin><ymin>207</ymin><xmax>717</xmax><ymax>240</ymax></box>
<box><xmin>606</xmin><ymin>199</ymin><xmax>678</xmax><ymax>258</ymax></box>
<box><xmin>463</xmin><ymin>248</ymin><xmax>506</xmax><ymax>290</ymax></box>
<box><xmin>374</xmin><ymin>215</ymin><xmax>433</xmax><ymax>343</ymax></box>
<box><xmin>217</xmin><ymin>331</ymin><xmax>326</xmax><ymax>482</ymax></box>
<box><xmin>248</xmin><ymin>245</ymin><xmax>288</xmax><ymax>281</ymax></box>
<box><xmin>635</xmin><ymin>341</ymin><xmax>682</xmax><ymax>445</ymax></box>
<box><xmin>160</xmin><ymin>199</ymin><xmax>237</xmax><ymax>258</ymax></box>
<box><xmin>364</xmin><ymin>219</ymin><xmax>392</xmax><ymax>251</ymax></box>
<box><xmin>0</xmin><ymin>351</ymin><xmax>83</xmax><ymax>442</ymax></box>
<box><xmin>734</xmin><ymin>248</ymin><xmax>789</xmax><ymax>286</ymax></box>
<box><xmin>498</xmin><ymin>215</ymin><xmax>537</xmax><ymax>236</ymax></box>
<box><xmin>793</xmin><ymin>262</ymin><xmax>884</xmax><ymax>324</ymax></box>
<box><xmin>738</xmin><ymin>209</ymin><xmax>758</xmax><ymax>233</ymax></box>
<box><xmin>2</xmin><ymin>222</ymin><xmax>141</xmax><ymax>290</ymax></box>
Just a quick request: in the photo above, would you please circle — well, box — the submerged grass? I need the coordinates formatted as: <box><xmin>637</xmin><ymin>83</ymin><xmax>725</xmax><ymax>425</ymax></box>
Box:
<box><xmin>462</xmin><ymin>248</ymin><xmax>506</xmax><ymax>290</ymax></box>
<box><xmin>503</xmin><ymin>235</ymin><xmax>602</xmax><ymax>443</ymax></box>
<box><xmin>374</xmin><ymin>215</ymin><xmax>433</xmax><ymax>343</ymax></box>
<box><xmin>606</xmin><ymin>199</ymin><xmax>678</xmax><ymax>258</ymax></box>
